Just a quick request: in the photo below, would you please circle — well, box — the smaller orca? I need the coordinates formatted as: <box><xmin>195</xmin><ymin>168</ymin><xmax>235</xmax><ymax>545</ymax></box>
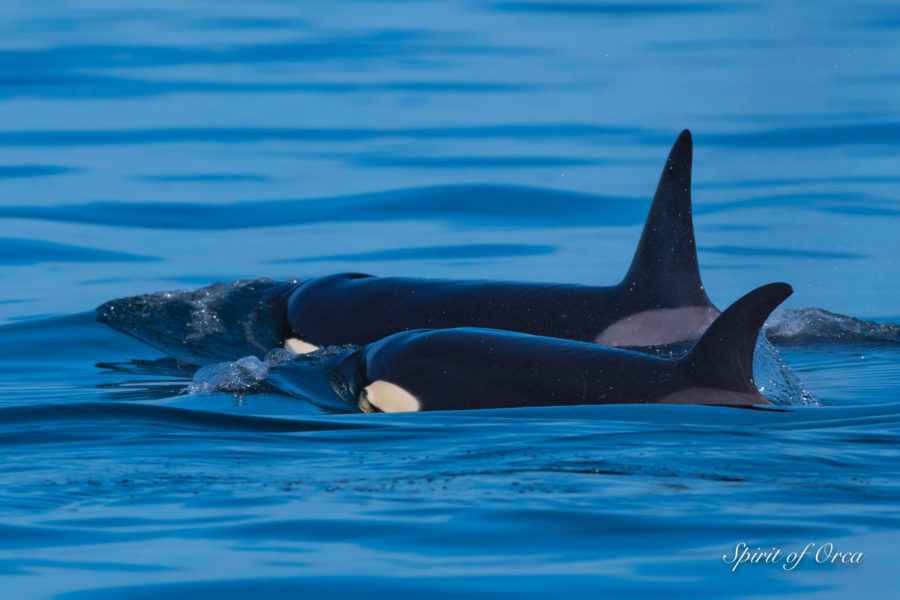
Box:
<box><xmin>277</xmin><ymin>129</ymin><xmax>718</xmax><ymax>353</ymax></box>
<box><xmin>331</xmin><ymin>283</ymin><xmax>792</xmax><ymax>412</ymax></box>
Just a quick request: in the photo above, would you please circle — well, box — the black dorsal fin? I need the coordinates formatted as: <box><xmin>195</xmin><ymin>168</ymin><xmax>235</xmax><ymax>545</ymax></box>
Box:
<box><xmin>620</xmin><ymin>129</ymin><xmax>711</xmax><ymax>308</ymax></box>
<box><xmin>680</xmin><ymin>283</ymin><xmax>793</xmax><ymax>392</ymax></box>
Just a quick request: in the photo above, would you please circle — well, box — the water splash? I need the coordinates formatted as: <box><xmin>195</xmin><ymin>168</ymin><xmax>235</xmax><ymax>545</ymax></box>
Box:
<box><xmin>753</xmin><ymin>336</ymin><xmax>817</xmax><ymax>406</ymax></box>
<box><xmin>188</xmin><ymin>345</ymin><xmax>359</xmax><ymax>413</ymax></box>
<box><xmin>624</xmin><ymin>336</ymin><xmax>816</xmax><ymax>406</ymax></box>
<box><xmin>765</xmin><ymin>308</ymin><xmax>900</xmax><ymax>345</ymax></box>
<box><xmin>97</xmin><ymin>279</ymin><xmax>295</xmax><ymax>364</ymax></box>
<box><xmin>186</xmin><ymin>348</ymin><xmax>294</xmax><ymax>395</ymax></box>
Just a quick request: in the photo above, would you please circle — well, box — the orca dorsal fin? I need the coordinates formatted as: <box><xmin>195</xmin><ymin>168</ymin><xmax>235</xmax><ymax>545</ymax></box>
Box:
<box><xmin>680</xmin><ymin>283</ymin><xmax>793</xmax><ymax>393</ymax></box>
<box><xmin>620</xmin><ymin>129</ymin><xmax>710</xmax><ymax>308</ymax></box>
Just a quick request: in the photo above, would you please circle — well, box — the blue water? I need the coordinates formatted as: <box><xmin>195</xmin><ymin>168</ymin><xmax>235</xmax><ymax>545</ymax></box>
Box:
<box><xmin>2</xmin><ymin>0</ymin><xmax>899</xmax><ymax>598</ymax></box>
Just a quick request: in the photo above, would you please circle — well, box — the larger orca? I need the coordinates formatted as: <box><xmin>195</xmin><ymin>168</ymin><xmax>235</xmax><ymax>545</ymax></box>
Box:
<box><xmin>329</xmin><ymin>283</ymin><xmax>791</xmax><ymax>413</ymax></box>
<box><xmin>277</xmin><ymin>130</ymin><xmax>718</xmax><ymax>353</ymax></box>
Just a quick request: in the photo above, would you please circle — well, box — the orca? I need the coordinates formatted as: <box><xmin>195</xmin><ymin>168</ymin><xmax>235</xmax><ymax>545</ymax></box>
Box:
<box><xmin>329</xmin><ymin>283</ymin><xmax>792</xmax><ymax>413</ymax></box>
<box><xmin>278</xmin><ymin>130</ymin><xmax>719</xmax><ymax>353</ymax></box>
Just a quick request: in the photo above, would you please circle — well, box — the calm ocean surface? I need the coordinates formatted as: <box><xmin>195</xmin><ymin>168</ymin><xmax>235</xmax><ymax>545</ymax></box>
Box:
<box><xmin>1</xmin><ymin>1</ymin><xmax>899</xmax><ymax>598</ymax></box>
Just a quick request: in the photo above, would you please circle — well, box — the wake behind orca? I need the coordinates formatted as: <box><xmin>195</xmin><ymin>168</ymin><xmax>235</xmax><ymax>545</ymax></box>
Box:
<box><xmin>277</xmin><ymin>130</ymin><xmax>719</xmax><ymax>353</ymax></box>
<box><xmin>321</xmin><ymin>283</ymin><xmax>792</xmax><ymax>413</ymax></box>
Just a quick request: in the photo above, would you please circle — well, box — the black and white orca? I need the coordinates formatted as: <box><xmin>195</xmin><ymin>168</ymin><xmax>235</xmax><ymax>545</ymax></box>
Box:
<box><xmin>329</xmin><ymin>283</ymin><xmax>792</xmax><ymax>412</ymax></box>
<box><xmin>277</xmin><ymin>130</ymin><xmax>719</xmax><ymax>354</ymax></box>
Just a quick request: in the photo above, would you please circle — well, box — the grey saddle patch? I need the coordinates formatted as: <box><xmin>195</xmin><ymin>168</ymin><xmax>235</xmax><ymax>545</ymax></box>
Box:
<box><xmin>656</xmin><ymin>387</ymin><xmax>770</xmax><ymax>406</ymax></box>
<box><xmin>595</xmin><ymin>306</ymin><xmax>720</xmax><ymax>347</ymax></box>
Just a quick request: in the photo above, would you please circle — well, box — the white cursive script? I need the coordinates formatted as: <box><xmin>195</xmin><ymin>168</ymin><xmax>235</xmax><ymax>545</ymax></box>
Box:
<box><xmin>723</xmin><ymin>542</ymin><xmax>864</xmax><ymax>572</ymax></box>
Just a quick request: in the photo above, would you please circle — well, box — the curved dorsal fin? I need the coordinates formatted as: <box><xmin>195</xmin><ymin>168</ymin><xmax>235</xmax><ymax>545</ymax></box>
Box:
<box><xmin>681</xmin><ymin>282</ymin><xmax>793</xmax><ymax>392</ymax></box>
<box><xmin>620</xmin><ymin>129</ymin><xmax>711</xmax><ymax>308</ymax></box>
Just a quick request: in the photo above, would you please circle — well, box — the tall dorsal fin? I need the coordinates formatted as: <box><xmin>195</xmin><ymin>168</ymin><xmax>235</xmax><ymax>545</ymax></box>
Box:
<box><xmin>680</xmin><ymin>282</ymin><xmax>793</xmax><ymax>393</ymax></box>
<box><xmin>620</xmin><ymin>129</ymin><xmax>710</xmax><ymax>308</ymax></box>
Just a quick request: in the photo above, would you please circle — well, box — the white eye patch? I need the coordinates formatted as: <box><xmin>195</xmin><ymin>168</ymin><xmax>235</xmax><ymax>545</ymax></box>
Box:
<box><xmin>284</xmin><ymin>337</ymin><xmax>320</xmax><ymax>355</ymax></box>
<box><xmin>359</xmin><ymin>380</ymin><xmax>421</xmax><ymax>413</ymax></box>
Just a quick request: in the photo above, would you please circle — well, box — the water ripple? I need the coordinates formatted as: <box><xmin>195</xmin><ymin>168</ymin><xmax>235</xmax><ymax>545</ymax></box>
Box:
<box><xmin>702</xmin><ymin>245</ymin><xmax>868</xmax><ymax>260</ymax></box>
<box><xmin>0</xmin><ymin>238</ymin><xmax>156</xmax><ymax>265</ymax></box>
<box><xmin>0</xmin><ymin>125</ymin><xmax>638</xmax><ymax>147</ymax></box>
<box><xmin>0</xmin><ymin>33</ymin><xmax>524</xmax><ymax>70</ymax></box>
<box><xmin>0</xmin><ymin>165</ymin><xmax>73</xmax><ymax>179</ymax></box>
<box><xmin>0</xmin><ymin>75</ymin><xmax>536</xmax><ymax>99</ymax></box>
<box><xmin>0</xmin><ymin>185</ymin><xmax>642</xmax><ymax>230</ymax></box>
<box><xmin>705</xmin><ymin>123</ymin><xmax>900</xmax><ymax>147</ymax></box>
<box><xmin>492</xmin><ymin>1</ymin><xmax>748</xmax><ymax>15</ymax></box>
<box><xmin>274</xmin><ymin>243</ymin><xmax>556</xmax><ymax>263</ymax></box>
